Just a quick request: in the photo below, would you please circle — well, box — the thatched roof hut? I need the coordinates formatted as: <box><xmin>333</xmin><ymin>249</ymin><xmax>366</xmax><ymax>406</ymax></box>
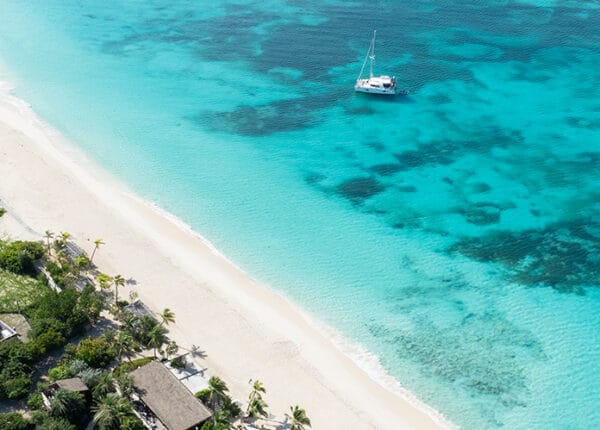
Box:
<box><xmin>131</xmin><ymin>361</ymin><xmax>212</xmax><ymax>430</ymax></box>
<box><xmin>53</xmin><ymin>377</ymin><xmax>89</xmax><ymax>393</ymax></box>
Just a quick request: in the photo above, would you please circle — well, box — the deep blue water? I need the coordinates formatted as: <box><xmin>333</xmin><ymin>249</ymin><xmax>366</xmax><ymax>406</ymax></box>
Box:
<box><xmin>1</xmin><ymin>1</ymin><xmax>599</xmax><ymax>428</ymax></box>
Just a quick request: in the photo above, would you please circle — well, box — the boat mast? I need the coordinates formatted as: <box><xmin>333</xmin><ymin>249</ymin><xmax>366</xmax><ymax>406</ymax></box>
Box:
<box><xmin>369</xmin><ymin>30</ymin><xmax>376</xmax><ymax>78</ymax></box>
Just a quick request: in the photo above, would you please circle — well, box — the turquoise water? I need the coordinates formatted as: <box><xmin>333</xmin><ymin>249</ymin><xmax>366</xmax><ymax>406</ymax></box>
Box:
<box><xmin>1</xmin><ymin>1</ymin><xmax>599</xmax><ymax>428</ymax></box>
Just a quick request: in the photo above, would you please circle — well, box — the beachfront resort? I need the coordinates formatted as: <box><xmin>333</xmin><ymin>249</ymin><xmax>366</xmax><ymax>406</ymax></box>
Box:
<box><xmin>0</xmin><ymin>207</ymin><xmax>312</xmax><ymax>430</ymax></box>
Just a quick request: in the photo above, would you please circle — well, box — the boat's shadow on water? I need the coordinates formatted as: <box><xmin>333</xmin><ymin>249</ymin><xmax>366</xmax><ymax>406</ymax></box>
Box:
<box><xmin>353</xmin><ymin>91</ymin><xmax>415</xmax><ymax>104</ymax></box>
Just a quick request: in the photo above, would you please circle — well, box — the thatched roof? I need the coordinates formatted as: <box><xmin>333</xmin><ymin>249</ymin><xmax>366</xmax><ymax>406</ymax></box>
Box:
<box><xmin>54</xmin><ymin>377</ymin><xmax>89</xmax><ymax>393</ymax></box>
<box><xmin>131</xmin><ymin>361</ymin><xmax>212</xmax><ymax>430</ymax></box>
<box><xmin>123</xmin><ymin>300</ymin><xmax>157</xmax><ymax>320</ymax></box>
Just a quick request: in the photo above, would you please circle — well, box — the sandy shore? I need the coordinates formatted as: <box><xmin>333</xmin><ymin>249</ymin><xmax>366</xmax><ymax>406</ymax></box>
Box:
<box><xmin>0</xmin><ymin>82</ymin><xmax>452</xmax><ymax>430</ymax></box>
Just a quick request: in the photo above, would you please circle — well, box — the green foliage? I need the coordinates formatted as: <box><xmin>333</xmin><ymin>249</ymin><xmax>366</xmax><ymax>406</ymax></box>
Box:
<box><xmin>35</xmin><ymin>416</ymin><xmax>76</xmax><ymax>430</ymax></box>
<box><xmin>78</xmin><ymin>284</ymin><xmax>105</xmax><ymax>324</ymax></box>
<box><xmin>72</xmin><ymin>255</ymin><xmax>90</xmax><ymax>271</ymax></box>
<box><xmin>48</xmin><ymin>364</ymin><xmax>75</xmax><ymax>382</ymax></box>
<box><xmin>286</xmin><ymin>405</ymin><xmax>311</xmax><ymax>430</ymax></box>
<box><xmin>221</xmin><ymin>395</ymin><xmax>242</xmax><ymax>421</ymax></box>
<box><xmin>92</xmin><ymin>392</ymin><xmax>135</xmax><ymax>429</ymax></box>
<box><xmin>0</xmin><ymin>339</ymin><xmax>33</xmax><ymax>400</ymax></box>
<box><xmin>121</xmin><ymin>416</ymin><xmax>146</xmax><ymax>430</ymax></box>
<box><xmin>0</xmin><ymin>240</ymin><xmax>45</xmax><ymax>276</ymax></box>
<box><xmin>75</xmin><ymin>337</ymin><xmax>116</xmax><ymax>368</ymax></box>
<box><xmin>2</xmin><ymin>376</ymin><xmax>32</xmax><ymax>399</ymax></box>
<box><xmin>195</xmin><ymin>388</ymin><xmax>211</xmax><ymax>403</ymax></box>
<box><xmin>27</xmin><ymin>392</ymin><xmax>45</xmax><ymax>410</ymax></box>
<box><xmin>0</xmin><ymin>207</ymin><xmax>6</xmax><ymax>217</ymax></box>
<box><xmin>0</xmin><ymin>412</ymin><xmax>33</xmax><ymax>430</ymax></box>
<box><xmin>25</xmin><ymin>288</ymin><xmax>90</xmax><ymax>354</ymax></box>
<box><xmin>48</xmin><ymin>389</ymin><xmax>87</xmax><ymax>425</ymax></box>
<box><xmin>78</xmin><ymin>368</ymin><xmax>102</xmax><ymax>388</ymax></box>
<box><xmin>0</xmin><ymin>268</ymin><xmax>48</xmax><ymax>313</ymax></box>
<box><xmin>92</xmin><ymin>372</ymin><xmax>116</xmax><ymax>400</ymax></box>
<box><xmin>113</xmin><ymin>356</ymin><xmax>154</xmax><ymax>377</ymax></box>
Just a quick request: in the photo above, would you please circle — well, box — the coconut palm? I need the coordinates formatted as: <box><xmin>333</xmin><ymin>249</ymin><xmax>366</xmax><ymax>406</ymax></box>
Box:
<box><xmin>49</xmin><ymin>389</ymin><xmax>86</xmax><ymax>423</ymax></box>
<box><xmin>97</xmin><ymin>273</ymin><xmax>113</xmax><ymax>290</ymax></box>
<box><xmin>90</xmin><ymin>238</ymin><xmax>105</xmax><ymax>264</ymax></box>
<box><xmin>245</xmin><ymin>379</ymin><xmax>267</xmax><ymax>419</ymax></box>
<box><xmin>247</xmin><ymin>379</ymin><xmax>266</xmax><ymax>402</ymax></box>
<box><xmin>246</xmin><ymin>395</ymin><xmax>268</xmax><ymax>420</ymax></box>
<box><xmin>93</xmin><ymin>372</ymin><xmax>116</xmax><ymax>399</ymax></box>
<box><xmin>115</xmin><ymin>373</ymin><xmax>135</xmax><ymax>399</ymax></box>
<box><xmin>286</xmin><ymin>405</ymin><xmax>311</xmax><ymax>430</ymax></box>
<box><xmin>92</xmin><ymin>392</ymin><xmax>131</xmax><ymax>429</ymax></box>
<box><xmin>207</xmin><ymin>376</ymin><xmax>229</xmax><ymax>421</ymax></box>
<box><xmin>147</xmin><ymin>324</ymin><xmax>168</xmax><ymax>357</ymax></box>
<box><xmin>159</xmin><ymin>308</ymin><xmax>176</xmax><ymax>326</ymax></box>
<box><xmin>44</xmin><ymin>230</ymin><xmax>54</xmax><ymax>255</ymax></box>
<box><xmin>114</xmin><ymin>331</ymin><xmax>138</xmax><ymax>361</ymax></box>
<box><xmin>113</xmin><ymin>274</ymin><xmax>125</xmax><ymax>306</ymax></box>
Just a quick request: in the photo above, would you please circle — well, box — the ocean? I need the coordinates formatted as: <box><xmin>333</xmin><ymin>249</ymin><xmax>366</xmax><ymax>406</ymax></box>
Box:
<box><xmin>0</xmin><ymin>0</ymin><xmax>599</xmax><ymax>428</ymax></box>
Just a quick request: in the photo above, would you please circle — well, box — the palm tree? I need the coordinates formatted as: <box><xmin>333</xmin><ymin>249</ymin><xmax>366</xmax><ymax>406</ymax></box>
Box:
<box><xmin>49</xmin><ymin>389</ymin><xmax>86</xmax><ymax>423</ymax></box>
<box><xmin>147</xmin><ymin>324</ymin><xmax>168</xmax><ymax>357</ymax></box>
<box><xmin>97</xmin><ymin>273</ymin><xmax>113</xmax><ymax>290</ymax></box>
<box><xmin>113</xmin><ymin>274</ymin><xmax>125</xmax><ymax>306</ymax></box>
<box><xmin>92</xmin><ymin>393</ymin><xmax>131</xmax><ymax>429</ymax></box>
<box><xmin>207</xmin><ymin>376</ymin><xmax>229</xmax><ymax>421</ymax></box>
<box><xmin>246</xmin><ymin>395</ymin><xmax>268</xmax><ymax>421</ymax></box>
<box><xmin>159</xmin><ymin>308</ymin><xmax>176</xmax><ymax>326</ymax></box>
<box><xmin>247</xmin><ymin>379</ymin><xmax>266</xmax><ymax>402</ymax></box>
<box><xmin>44</xmin><ymin>230</ymin><xmax>54</xmax><ymax>255</ymax></box>
<box><xmin>286</xmin><ymin>405</ymin><xmax>311</xmax><ymax>430</ymax></box>
<box><xmin>90</xmin><ymin>238</ymin><xmax>105</xmax><ymax>264</ymax></box>
<box><xmin>245</xmin><ymin>379</ymin><xmax>267</xmax><ymax>419</ymax></box>
<box><xmin>93</xmin><ymin>372</ymin><xmax>116</xmax><ymax>399</ymax></box>
<box><xmin>114</xmin><ymin>331</ymin><xmax>137</xmax><ymax>361</ymax></box>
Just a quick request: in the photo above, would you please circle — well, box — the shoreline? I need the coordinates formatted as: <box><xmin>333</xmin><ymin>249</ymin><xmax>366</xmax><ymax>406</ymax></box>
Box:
<box><xmin>0</xmin><ymin>81</ymin><xmax>454</xmax><ymax>429</ymax></box>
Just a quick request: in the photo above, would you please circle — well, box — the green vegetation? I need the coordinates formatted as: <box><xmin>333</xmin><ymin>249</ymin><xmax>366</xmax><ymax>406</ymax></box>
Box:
<box><xmin>0</xmin><ymin>269</ymin><xmax>49</xmax><ymax>312</ymax></box>
<box><xmin>0</xmin><ymin>230</ymin><xmax>310</xmax><ymax>429</ymax></box>
<box><xmin>0</xmin><ymin>240</ymin><xmax>45</xmax><ymax>276</ymax></box>
<box><xmin>0</xmin><ymin>208</ymin><xmax>6</xmax><ymax>217</ymax></box>
<box><xmin>286</xmin><ymin>405</ymin><xmax>312</xmax><ymax>430</ymax></box>
<box><xmin>113</xmin><ymin>357</ymin><xmax>154</xmax><ymax>377</ymax></box>
<box><xmin>246</xmin><ymin>379</ymin><xmax>268</xmax><ymax>420</ymax></box>
<box><xmin>0</xmin><ymin>412</ymin><xmax>32</xmax><ymax>430</ymax></box>
<box><xmin>75</xmin><ymin>336</ymin><xmax>116</xmax><ymax>368</ymax></box>
<box><xmin>196</xmin><ymin>376</ymin><xmax>241</xmax><ymax>429</ymax></box>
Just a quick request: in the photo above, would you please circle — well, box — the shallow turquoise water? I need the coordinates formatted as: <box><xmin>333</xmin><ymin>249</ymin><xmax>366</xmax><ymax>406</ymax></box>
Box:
<box><xmin>1</xmin><ymin>1</ymin><xmax>599</xmax><ymax>428</ymax></box>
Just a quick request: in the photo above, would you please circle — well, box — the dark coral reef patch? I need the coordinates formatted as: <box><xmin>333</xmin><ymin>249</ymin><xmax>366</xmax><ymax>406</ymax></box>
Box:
<box><xmin>451</xmin><ymin>218</ymin><xmax>600</xmax><ymax>293</ymax></box>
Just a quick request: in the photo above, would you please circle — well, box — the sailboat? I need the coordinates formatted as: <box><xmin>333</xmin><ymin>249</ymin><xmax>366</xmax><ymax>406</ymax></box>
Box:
<box><xmin>355</xmin><ymin>30</ymin><xmax>398</xmax><ymax>95</ymax></box>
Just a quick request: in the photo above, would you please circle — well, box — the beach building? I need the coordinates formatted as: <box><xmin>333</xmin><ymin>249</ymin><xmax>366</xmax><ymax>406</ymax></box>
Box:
<box><xmin>42</xmin><ymin>377</ymin><xmax>91</xmax><ymax>408</ymax></box>
<box><xmin>131</xmin><ymin>361</ymin><xmax>212</xmax><ymax>430</ymax></box>
<box><xmin>124</xmin><ymin>299</ymin><xmax>157</xmax><ymax>320</ymax></box>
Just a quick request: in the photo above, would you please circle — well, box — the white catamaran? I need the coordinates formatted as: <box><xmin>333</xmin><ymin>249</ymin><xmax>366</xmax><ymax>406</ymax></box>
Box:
<box><xmin>355</xmin><ymin>30</ymin><xmax>398</xmax><ymax>95</ymax></box>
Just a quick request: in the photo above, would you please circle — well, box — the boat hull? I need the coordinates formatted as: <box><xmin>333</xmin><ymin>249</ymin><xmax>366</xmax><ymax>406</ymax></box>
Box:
<box><xmin>354</xmin><ymin>85</ymin><xmax>397</xmax><ymax>95</ymax></box>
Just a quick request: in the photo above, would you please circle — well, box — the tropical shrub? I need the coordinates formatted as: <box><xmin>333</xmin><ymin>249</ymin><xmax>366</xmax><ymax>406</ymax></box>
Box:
<box><xmin>113</xmin><ymin>356</ymin><xmax>154</xmax><ymax>377</ymax></box>
<box><xmin>0</xmin><ymin>339</ymin><xmax>34</xmax><ymax>400</ymax></box>
<box><xmin>27</xmin><ymin>392</ymin><xmax>45</xmax><ymax>410</ymax></box>
<box><xmin>0</xmin><ymin>240</ymin><xmax>45</xmax><ymax>276</ymax></box>
<box><xmin>48</xmin><ymin>364</ymin><xmax>75</xmax><ymax>382</ymax></box>
<box><xmin>48</xmin><ymin>389</ymin><xmax>87</xmax><ymax>425</ymax></box>
<box><xmin>0</xmin><ymin>412</ymin><xmax>33</xmax><ymax>430</ymax></box>
<box><xmin>75</xmin><ymin>337</ymin><xmax>116</xmax><ymax>368</ymax></box>
<box><xmin>2</xmin><ymin>376</ymin><xmax>32</xmax><ymax>399</ymax></box>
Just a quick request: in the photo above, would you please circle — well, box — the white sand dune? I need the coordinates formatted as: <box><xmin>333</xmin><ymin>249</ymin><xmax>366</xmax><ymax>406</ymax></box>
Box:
<box><xmin>0</xmin><ymin>82</ymin><xmax>452</xmax><ymax>430</ymax></box>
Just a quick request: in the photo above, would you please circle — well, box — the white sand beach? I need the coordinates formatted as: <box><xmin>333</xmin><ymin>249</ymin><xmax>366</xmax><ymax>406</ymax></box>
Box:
<box><xmin>0</xmin><ymin>82</ymin><xmax>452</xmax><ymax>429</ymax></box>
